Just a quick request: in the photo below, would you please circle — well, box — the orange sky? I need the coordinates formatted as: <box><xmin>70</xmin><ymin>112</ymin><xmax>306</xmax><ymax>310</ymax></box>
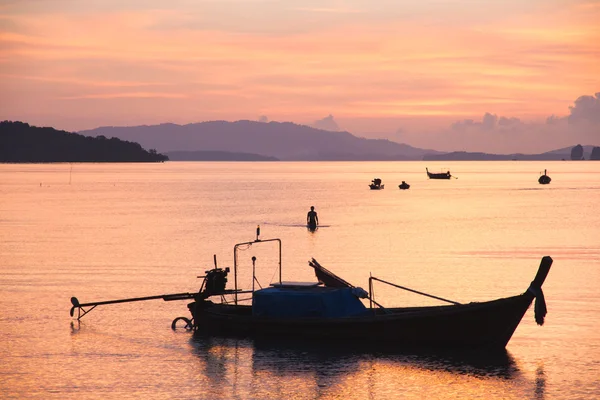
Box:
<box><xmin>1</xmin><ymin>0</ymin><xmax>599</xmax><ymax>151</ymax></box>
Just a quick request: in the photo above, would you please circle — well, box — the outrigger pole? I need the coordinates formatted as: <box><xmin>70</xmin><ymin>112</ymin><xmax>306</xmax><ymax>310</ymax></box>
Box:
<box><xmin>69</xmin><ymin>292</ymin><xmax>196</xmax><ymax>320</ymax></box>
<box><xmin>70</xmin><ymin>252</ymin><xmax>233</xmax><ymax>322</ymax></box>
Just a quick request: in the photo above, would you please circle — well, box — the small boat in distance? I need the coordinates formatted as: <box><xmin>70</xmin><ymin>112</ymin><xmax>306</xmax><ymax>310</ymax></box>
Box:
<box><xmin>69</xmin><ymin>228</ymin><xmax>553</xmax><ymax>350</ymax></box>
<box><xmin>538</xmin><ymin>169</ymin><xmax>551</xmax><ymax>185</ymax></box>
<box><xmin>399</xmin><ymin>181</ymin><xmax>410</xmax><ymax>190</ymax></box>
<box><xmin>369</xmin><ymin>178</ymin><xmax>384</xmax><ymax>190</ymax></box>
<box><xmin>426</xmin><ymin>168</ymin><xmax>452</xmax><ymax>180</ymax></box>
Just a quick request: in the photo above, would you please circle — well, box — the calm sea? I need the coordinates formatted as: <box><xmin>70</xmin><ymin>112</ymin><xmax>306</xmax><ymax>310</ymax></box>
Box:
<box><xmin>1</xmin><ymin>161</ymin><xmax>599</xmax><ymax>399</ymax></box>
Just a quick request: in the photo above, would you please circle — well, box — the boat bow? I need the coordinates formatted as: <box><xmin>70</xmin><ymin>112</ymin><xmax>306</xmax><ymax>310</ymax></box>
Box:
<box><xmin>527</xmin><ymin>256</ymin><xmax>552</xmax><ymax>325</ymax></box>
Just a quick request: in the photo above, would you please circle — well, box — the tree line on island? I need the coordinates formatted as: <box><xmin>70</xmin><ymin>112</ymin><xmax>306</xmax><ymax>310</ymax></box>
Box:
<box><xmin>0</xmin><ymin>121</ymin><xmax>168</xmax><ymax>163</ymax></box>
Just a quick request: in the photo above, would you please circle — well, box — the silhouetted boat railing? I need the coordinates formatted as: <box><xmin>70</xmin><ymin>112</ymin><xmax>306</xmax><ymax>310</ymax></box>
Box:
<box><xmin>368</xmin><ymin>276</ymin><xmax>461</xmax><ymax>307</ymax></box>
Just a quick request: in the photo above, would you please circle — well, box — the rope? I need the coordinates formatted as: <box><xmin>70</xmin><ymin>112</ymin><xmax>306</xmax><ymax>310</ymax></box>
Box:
<box><xmin>527</xmin><ymin>284</ymin><xmax>547</xmax><ymax>326</ymax></box>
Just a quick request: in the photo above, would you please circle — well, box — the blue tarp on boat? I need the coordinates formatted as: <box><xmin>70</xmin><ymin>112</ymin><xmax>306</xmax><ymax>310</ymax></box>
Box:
<box><xmin>252</xmin><ymin>286</ymin><xmax>367</xmax><ymax>318</ymax></box>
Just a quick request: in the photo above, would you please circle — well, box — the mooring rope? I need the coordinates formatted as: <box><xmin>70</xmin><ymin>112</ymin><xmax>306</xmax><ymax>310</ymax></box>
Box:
<box><xmin>527</xmin><ymin>284</ymin><xmax>547</xmax><ymax>326</ymax></box>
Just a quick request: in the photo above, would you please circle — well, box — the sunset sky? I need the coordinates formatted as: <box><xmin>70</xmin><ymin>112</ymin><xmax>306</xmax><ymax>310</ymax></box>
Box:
<box><xmin>1</xmin><ymin>0</ymin><xmax>599</xmax><ymax>152</ymax></box>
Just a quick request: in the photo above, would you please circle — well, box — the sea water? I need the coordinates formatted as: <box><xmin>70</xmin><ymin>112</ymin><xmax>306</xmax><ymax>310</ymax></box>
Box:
<box><xmin>1</xmin><ymin>161</ymin><xmax>599</xmax><ymax>399</ymax></box>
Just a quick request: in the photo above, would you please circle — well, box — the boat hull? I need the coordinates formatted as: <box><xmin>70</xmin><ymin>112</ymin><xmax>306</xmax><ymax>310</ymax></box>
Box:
<box><xmin>188</xmin><ymin>292</ymin><xmax>534</xmax><ymax>349</ymax></box>
<box><xmin>427</xmin><ymin>172</ymin><xmax>451</xmax><ymax>179</ymax></box>
<box><xmin>426</xmin><ymin>168</ymin><xmax>452</xmax><ymax>179</ymax></box>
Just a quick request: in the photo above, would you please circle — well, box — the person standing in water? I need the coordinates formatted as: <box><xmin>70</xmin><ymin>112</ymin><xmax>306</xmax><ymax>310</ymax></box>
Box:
<box><xmin>307</xmin><ymin>206</ymin><xmax>318</xmax><ymax>231</ymax></box>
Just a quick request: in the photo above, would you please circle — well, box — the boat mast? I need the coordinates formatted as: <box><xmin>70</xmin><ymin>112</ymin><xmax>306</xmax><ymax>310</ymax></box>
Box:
<box><xmin>233</xmin><ymin>226</ymin><xmax>282</xmax><ymax>305</ymax></box>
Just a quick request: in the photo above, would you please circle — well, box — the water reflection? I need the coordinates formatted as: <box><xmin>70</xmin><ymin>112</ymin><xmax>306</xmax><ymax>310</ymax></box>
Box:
<box><xmin>189</xmin><ymin>335</ymin><xmax>522</xmax><ymax>383</ymax></box>
<box><xmin>70</xmin><ymin>320</ymin><xmax>80</xmax><ymax>334</ymax></box>
<box><xmin>535</xmin><ymin>364</ymin><xmax>546</xmax><ymax>399</ymax></box>
<box><xmin>376</xmin><ymin>347</ymin><xmax>522</xmax><ymax>380</ymax></box>
<box><xmin>189</xmin><ymin>336</ymin><xmax>246</xmax><ymax>399</ymax></box>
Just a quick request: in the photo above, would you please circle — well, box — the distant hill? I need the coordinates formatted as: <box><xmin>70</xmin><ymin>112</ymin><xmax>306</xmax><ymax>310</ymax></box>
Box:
<box><xmin>166</xmin><ymin>150</ymin><xmax>278</xmax><ymax>161</ymax></box>
<box><xmin>541</xmin><ymin>145</ymin><xmax>597</xmax><ymax>160</ymax></box>
<box><xmin>423</xmin><ymin>145</ymin><xmax>600</xmax><ymax>161</ymax></box>
<box><xmin>1</xmin><ymin>121</ymin><xmax>168</xmax><ymax>163</ymax></box>
<box><xmin>423</xmin><ymin>152</ymin><xmax>561</xmax><ymax>161</ymax></box>
<box><xmin>79</xmin><ymin>120</ymin><xmax>441</xmax><ymax>161</ymax></box>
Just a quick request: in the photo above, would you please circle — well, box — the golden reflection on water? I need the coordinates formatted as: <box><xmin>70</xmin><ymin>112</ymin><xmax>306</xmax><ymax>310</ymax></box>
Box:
<box><xmin>189</xmin><ymin>336</ymin><xmax>535</xmax><ymax>400</ymax></box>
<box><xmin>535</xmin><ymin>363</ymin><xmax>546</xmax><ymax>400</ymax></box>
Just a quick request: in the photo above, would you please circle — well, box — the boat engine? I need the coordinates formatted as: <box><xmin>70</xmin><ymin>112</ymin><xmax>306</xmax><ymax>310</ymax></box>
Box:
<box><xmin>200</xmin><ymin>266</ymin><xmax>230</xmax><ymax>298</ymax></box>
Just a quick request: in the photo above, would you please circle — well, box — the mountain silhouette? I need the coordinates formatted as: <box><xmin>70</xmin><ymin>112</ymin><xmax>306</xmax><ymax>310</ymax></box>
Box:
<box><xmin>166</xmin><ymin>150</ymin><xmax>278</xmax><ymax>161</ymax></box>
<box><xmin>79</xmin><ymin>120</ymin><xmax>440</xmax><ymax>161</ymax></box>
<box><xmin>423</xmin><ymin>145</ymin><xmax>599</xmax><ymax>161</ymax></box>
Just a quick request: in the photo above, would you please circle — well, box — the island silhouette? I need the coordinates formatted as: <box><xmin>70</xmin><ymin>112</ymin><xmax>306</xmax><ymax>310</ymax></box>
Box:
<box><xmin>1</xmin><ymin>121</ymin><xmax>168</xmax><ymax>163</ymax></box>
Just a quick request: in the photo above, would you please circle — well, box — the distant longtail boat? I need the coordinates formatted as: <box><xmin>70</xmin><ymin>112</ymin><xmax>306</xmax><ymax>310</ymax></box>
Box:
<box><xmin>426</xmin><ymin>168</ymin><xmax>452</xmax><ymax>179</ymax></box>
<box><xmin>538</xmin><ymin>169</ymin><xmax>551</xmax><ymax>184</ymax></box>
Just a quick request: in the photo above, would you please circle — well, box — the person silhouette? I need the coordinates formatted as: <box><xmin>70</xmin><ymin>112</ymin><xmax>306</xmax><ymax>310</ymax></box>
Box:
<box><xmin>307</xmin><ymin>206</ymin><xmax>318</xmax><ymax>231</ymax></box>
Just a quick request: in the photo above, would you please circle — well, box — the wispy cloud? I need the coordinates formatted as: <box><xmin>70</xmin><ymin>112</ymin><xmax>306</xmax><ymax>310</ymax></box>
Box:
<box><xmin>292</xmin><ymin>7</ymin><xmax>364</xmax><ymax>14</ymax></box>
<box><xmin>0</xmin><ymin>73</ymin><xmax>170</xmax><ymax>88</ymax></box>
<box><xmin>58</xmin><ymin>92</ymin><xmax>187</xmax><ymax>100</ymax></box>
<box><xmin>1</xmin><ymin>0</ymin><xmax>599</xmax><ymax>145</ymax></box>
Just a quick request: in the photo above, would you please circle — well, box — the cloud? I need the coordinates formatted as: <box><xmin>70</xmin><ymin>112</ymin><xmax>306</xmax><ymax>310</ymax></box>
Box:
<box><xmin>58</xmin><ymin>92</ymin><xmax>187</xmax><ymax>99</ymax></box>
<box><xmin>292</xmin><ymin>7</ymin><xmax>364</xmax><ymax>14</ymax></box>
<box><xmin>312</xmin><ymin>114</ymin><xmax>340</xmax><ymax>131</ymax></box>
<box><xmin>545</xmin><ymin>115</ymin><xmax>564</xmax><ymax>125</ymax></box>
<box><xmin>545</xmin><ymin>91</ymin><xmax>600</xmax><ymax>126</ymax></box>
<box><xmin>481</xmin><ymin>112</ymin><xmax>498</xmax><ymax>130</ymax></box>
<box><xmin>386</xmin><ymin>127</ymin><xmax>406</xmax><ymax>142</ymax></box>
<box><xmin>498</xmin><ymin>116</ymin><xmax>521</xmax><ymax>126</ymax></box>
<box><xmin>419</xmin><ymin>91</ymin><xmax>600</xmax><ymax>153</ymax></box>
<box><xmin>451</xmin><ymin>112</ymin><xmax>524</xmax><ymax>132</ymax></box>
<box><xmin>451</xmin><ymin>118</ymin><xmax>479</xmax><ymax>131</ymax></box>
<box><xmin>568</xmin><ymin>92</ymin><xmax>600</xmax><ymax>125</ymax></box>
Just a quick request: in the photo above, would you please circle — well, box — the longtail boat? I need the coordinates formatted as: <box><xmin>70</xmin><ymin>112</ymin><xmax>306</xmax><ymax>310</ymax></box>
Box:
<box><xmin>369</xmin><ymin>178</ymin><xmax>384</xmax><ymax>189</ymax></box>
<box><xmin>70</xmin><ymin>228</ymin><xmax>552</xmax><ymax>350</ymax></box>
<box><xmin>538</xmin><ymin>169</ymin><xmax>551</xmax><ymax>184</ymax></box>
<box><xmin>426</xmin><ymin>168</ymin><xmax>452</xmax><ymax>179</ymax></box>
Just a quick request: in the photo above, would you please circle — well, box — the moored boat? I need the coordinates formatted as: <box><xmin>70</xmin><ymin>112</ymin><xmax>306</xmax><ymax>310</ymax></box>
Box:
<box><xmin>538</xmin><ymin>169</ymin><xmax>551</xmax><ymax>184</ymax></box>
<box><xmin>369</xmin><ymin>178</ymin><xmax>384</xmax><ymax>190</ymax></box>
<box><xmin>70</xmin><ymin>228</ymin><xmax>552</xmax><ymax>350</ymax></box>
<box><xmin>426</xmin><ymin>168</ymin><xmax>452</xmax><ymax>179</ymax></box>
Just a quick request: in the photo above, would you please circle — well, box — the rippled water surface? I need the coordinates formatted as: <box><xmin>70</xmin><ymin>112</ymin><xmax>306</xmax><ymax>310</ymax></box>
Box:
<box><xmin>1</xmin><ymin>161</ymin><xmax>599</xmax><ymax>399</ymax></box>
